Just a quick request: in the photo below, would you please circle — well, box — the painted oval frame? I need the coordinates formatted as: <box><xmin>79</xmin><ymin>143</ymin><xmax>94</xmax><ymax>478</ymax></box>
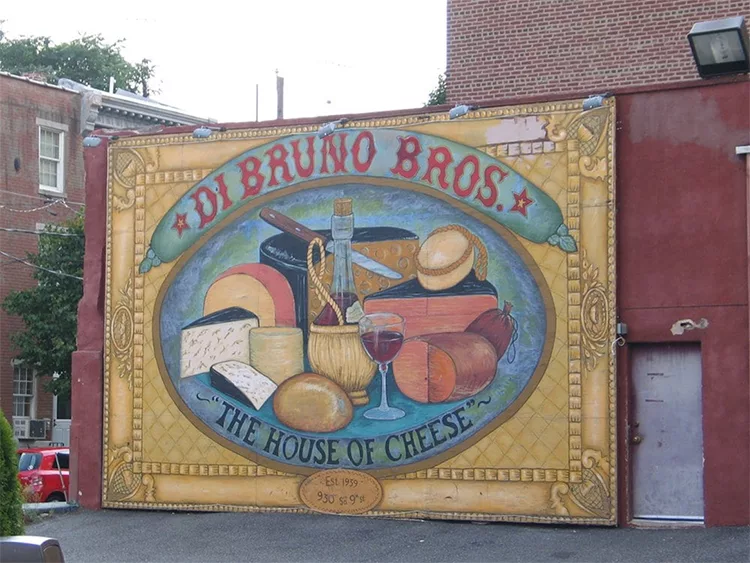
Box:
<box><xmin>153</xmin><ymin>176</ymin><xmax>557</xmax><ymax>477</ymax></box>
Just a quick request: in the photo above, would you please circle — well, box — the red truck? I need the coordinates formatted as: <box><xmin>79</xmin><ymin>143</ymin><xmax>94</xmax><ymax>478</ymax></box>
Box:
<box><xmin>17</xmin><ymin>447</ymin><xmax>69</xmax><ymax>503</ymax></box>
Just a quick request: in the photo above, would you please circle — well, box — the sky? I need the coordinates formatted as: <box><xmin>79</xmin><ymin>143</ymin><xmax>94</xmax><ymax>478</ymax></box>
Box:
<box><xmin>2</xmin><ymin>0</ymin><xmax>447</xmax><ymax>123</ymax></box>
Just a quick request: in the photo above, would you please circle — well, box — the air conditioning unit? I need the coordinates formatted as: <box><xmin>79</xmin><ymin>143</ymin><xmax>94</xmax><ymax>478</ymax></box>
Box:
<box><xmin>13</xmin><ymin>419</ymin><xmax>30</xmax><ymax>439</ymax></box>
<box><xmin>29</xmin><ymin>420</ymin><xmax>47</xmax><ymax>439</ymax></box>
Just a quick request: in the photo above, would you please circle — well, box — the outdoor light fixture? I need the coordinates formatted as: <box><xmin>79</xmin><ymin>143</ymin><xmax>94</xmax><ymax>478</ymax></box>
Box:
<box><xmin>192</xmin><ymin>126</ymin><xmax>227</xmax><ymax>139</ymax></box>
<box><xmin>688</xmin><ymin>16</ymin><xmax>750</xmax><ymax>78</ymax></box>
<box><xmin>449</xmin><ymin>104</ymin><xmax>478</xmax><ymax>119</ymax></box>
<box><xmin>317</xmin><ymin>118</ymin><xmax>349</xmax><ymax>139</ymax></box>
<box><xmin>82</xmin><ymin>135</ymin><xmax>120</xmax><ymax>147</ymax></box>
<box><xmin>582</xmin><ymin>93</ymin><xmax>612</xmax><ymax>111</ymax></box>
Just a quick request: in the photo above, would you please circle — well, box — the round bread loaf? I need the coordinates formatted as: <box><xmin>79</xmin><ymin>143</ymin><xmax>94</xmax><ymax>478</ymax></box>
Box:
<box><xmin>273</xmin><ymin>372</ymin><xmax>353</xmax><ymax>433</ymax></box>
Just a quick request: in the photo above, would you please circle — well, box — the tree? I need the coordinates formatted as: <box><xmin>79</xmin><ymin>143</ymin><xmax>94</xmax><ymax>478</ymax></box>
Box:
<box><xmin>2</xmin><ymin>214</ymin><xmax>84</xmax><ymax>396</ymax></box>
<box><xmin>0</xmin><ymin>27</ymin><xmax>156</xmax><ymax>96</ymax></box>
<box><xmin>425</xmin><ymin>74</ymin><xmax>447</xmax><ymax>106</ymax></box>
<box><xmin>0</xmin><ymin>409</ymin><xmax>24</xmax><ymax>535</ymax></box>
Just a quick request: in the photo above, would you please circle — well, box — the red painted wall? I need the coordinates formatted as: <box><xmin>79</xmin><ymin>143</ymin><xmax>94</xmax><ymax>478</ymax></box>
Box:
<box><xmin>446</xmin><ymin>0</ymin><xmax>750</xmax><ymax>103</ymax></box>
<box><xmin>616</xmin><ymin>80</ymin><xmax>749</xmax><ymax>526</ymax></box>
<box><xmin>69</xmin><ymin>141</ymin><xmax>108</xmax><ymax>509</ymax></box>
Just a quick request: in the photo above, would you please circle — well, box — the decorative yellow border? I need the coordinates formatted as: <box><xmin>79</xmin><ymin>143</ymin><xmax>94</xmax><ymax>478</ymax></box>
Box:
<box><xmin>102</xmin><ymin>99</ymin><xmax>616</xmax><ymax>522</ymax></box>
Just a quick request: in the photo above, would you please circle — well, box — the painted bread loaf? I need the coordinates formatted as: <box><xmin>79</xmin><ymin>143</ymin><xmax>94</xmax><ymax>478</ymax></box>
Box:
<box><xmin>273</xmin><ymin>372</ymin><xmax>353</xmax><ymax>433</ymax></box>
<box><xmin>392</xmin><ymin>332</ymin><xmax>498</xmax><ymax>403</ymax></box>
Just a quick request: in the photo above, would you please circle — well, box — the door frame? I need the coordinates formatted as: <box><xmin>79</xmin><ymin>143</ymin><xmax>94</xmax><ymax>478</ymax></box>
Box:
<box><xmin>617</xmin><ymin>336</ymin><xmax>708</xmax><ymax>526</ymax></box>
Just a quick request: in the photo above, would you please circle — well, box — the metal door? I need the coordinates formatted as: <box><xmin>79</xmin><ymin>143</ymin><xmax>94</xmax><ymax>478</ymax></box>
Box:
<box><xmin>52</xmin><ymin>394</ymin><xmax>71</xmax><ymax>446</ymax></box>
<box><xmin>631</xmin><ymin>344</ymin><xmax>704</xmax><ymax>521</ymax></box>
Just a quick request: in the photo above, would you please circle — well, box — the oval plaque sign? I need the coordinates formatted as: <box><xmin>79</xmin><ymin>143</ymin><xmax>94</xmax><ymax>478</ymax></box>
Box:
<box><xmin>300</xmin><ymin>469</ymin><xmax>383</xmax><ymax>515</ymax></box>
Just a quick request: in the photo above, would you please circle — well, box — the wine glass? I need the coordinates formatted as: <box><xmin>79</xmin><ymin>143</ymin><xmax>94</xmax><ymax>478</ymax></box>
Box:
<box><xmin>359</xmin><ymin>313</ymin><xmax>406</xmax><ymax>421</ymax></box>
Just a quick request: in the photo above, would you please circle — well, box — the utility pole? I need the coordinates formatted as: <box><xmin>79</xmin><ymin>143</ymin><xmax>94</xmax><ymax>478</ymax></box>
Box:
<box><xmin>276</xmin><ymin>70</ymin><xmax>284</xmax><ymax>120</ymax></box>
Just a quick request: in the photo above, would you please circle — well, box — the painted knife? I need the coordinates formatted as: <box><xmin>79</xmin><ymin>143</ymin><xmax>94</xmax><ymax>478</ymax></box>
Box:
<box><xmin>259</xmin><ymin>207</ymin><xmax>403</xmax><ymax>280</ymax></box>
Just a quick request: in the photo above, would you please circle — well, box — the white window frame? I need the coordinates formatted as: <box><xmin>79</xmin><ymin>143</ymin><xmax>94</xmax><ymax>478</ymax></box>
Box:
<box><xmin>12</xmin><ymin>361</ymin><xmax>37</xmax><ymax>421</ymax></box>
<box><xmin>37</xmin><ymin>118</ymin><xmax>68</xmax><ymax>196</ymax></box>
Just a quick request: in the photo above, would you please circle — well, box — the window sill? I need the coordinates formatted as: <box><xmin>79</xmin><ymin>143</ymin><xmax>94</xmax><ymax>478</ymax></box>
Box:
<box><xmin>38</xmin><ymin>186</ymin><xmax>66</xmax><ymax>198</ymax></box>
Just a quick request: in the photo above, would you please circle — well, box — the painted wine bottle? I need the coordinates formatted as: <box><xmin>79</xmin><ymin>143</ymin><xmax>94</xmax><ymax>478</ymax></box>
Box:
<box><xmin>314</xmin><ymin>198</ymin><xmax>364</xmax><ymax>325</ymax></box>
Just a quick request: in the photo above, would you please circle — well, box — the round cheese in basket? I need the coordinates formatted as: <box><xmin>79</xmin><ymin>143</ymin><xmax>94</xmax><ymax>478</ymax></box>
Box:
<box><xmin>415</xmin><ymin>225</ymin><xmax>487</xmax><ymax>291</ymax></box>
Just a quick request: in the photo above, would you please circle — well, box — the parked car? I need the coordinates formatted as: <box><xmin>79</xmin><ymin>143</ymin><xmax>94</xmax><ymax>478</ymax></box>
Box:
<box><xmin>17</xmin><ymin>447</ymin><xmax>69</xmax><ymax>503</ymax></box>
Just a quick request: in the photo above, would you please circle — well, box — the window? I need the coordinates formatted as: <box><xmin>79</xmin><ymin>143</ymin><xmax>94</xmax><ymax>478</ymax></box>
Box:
<box><xmin>18</xmin><ymin>453</ymin><xmax>42</xmax><ymax>472</ymax></box>
<box><xmin>36</xmin><ymin>118</ymin><xmax>68</xmax><ymax>194</ymax></box>
<box><xmin>13</xmin><ymin>364</ymin><xmax>35</xmax><ymax>418</ymax></box>
<box><xmin>55</xmin><ymin>392</ymin><xmax>71</xmax><ymax>420</ymax></box>
<box><xmin>52</xmin><ymin>453</ymin><xmax>69</xmax><ymax>470</ymax></box>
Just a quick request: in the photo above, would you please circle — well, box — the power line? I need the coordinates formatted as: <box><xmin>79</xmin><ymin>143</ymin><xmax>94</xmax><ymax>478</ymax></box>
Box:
<box><xmin>0</xmin><ymin>250</ymin><xmax>83</xmax><ymax>280</ymax></box>
<box><xmin>0</xmin><ymin>227</ymin><xmax>82</xmax><ymax>237</ymax></box>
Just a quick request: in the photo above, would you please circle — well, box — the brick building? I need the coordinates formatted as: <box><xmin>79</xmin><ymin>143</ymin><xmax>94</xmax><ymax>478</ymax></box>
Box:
<box><xmin>446</xmin><ymin>0</ymin><xmax>749</xmax><ymax>102</ymax></box>
<box><xmin>445</xmin><ymin>0</ymin><xmax>749</xmax><ymax>526</ymax></box>
<box><xmin>0</xmin><ymin>72</ymin><xmax>209</xmax><ymax>446</ymax></box>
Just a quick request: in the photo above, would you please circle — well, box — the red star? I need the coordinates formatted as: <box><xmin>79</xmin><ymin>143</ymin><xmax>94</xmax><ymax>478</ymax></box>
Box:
<box><xmin>510</xmin><ymin>188</ymin><xmax>534</xmax><ymax>217</ymax></box>
<box><xmin>172</xmin><ymin>213</ymin><xmax>190</xmax><ymax>237</ymax></box>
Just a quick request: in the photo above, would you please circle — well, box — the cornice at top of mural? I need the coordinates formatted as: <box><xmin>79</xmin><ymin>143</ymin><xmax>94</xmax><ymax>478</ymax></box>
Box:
<box><xmin>110</xmin><ymin>98</ymin><xmax>614</xmax><ymax>148</ymax></box>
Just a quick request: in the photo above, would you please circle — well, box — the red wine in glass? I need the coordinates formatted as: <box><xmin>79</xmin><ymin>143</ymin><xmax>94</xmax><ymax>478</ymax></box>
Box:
<box><xmin>358</xmin><ymin>313</ymin><xmax>406</xmax><ymax>421</ymax></box>
<box><xmin>361</xmin><ymin>331</ymin><xmax>404</xmax><ymax>364</ymax></box>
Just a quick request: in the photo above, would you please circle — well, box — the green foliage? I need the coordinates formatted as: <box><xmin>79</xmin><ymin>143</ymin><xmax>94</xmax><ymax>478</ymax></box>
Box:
<box><xmin>425</xmin><ymin>74</ymin><xmax>447</xmax><ymax>106</ymax></box>
<box><xmin>0</xmin><ymin>410</ymin><xmax>24</xmax><ymax>535</ymax></box>
<box><xmin>0</xmin><ymin>26</ymin><xmax>156</xmax><ymax>96</ymax></box>
<box><xmin>2</xmin><ymin>214</ymin><xmax>84</xmax><ymax>396</ymax></box>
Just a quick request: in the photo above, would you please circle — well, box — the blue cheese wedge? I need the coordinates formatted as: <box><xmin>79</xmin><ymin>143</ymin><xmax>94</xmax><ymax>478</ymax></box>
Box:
<box><xmin>209</xmin><ymin>360</ymin><xmax>277</xmax><ymax>410</ymax></box>
<box><xmin>180</xmin><ymin>307</ymin><xmax>259</xmax><ymax>378</ymax></box>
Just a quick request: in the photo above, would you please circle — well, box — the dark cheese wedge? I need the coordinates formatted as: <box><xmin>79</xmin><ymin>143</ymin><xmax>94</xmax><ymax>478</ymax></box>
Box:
<box><xmin>364</xmin><ymin>271</ymin><xmax>497</xmax><ymax>300</ymax></box>
<box><xmin>182</xmin><ymin>306</ymin><xmax>259</xmax><ymax>330</ymax></box>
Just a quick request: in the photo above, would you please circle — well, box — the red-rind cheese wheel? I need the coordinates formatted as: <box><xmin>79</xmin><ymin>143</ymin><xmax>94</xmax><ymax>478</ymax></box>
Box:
<box><xmin>204</xmin><ymin>264</ymin><xmax>296</xmax><ymax>327</ymax></box>
<box><xmin>392</xmin><ymin>332</ymin><xmax>498</xmax><ymax>403</ymax></box>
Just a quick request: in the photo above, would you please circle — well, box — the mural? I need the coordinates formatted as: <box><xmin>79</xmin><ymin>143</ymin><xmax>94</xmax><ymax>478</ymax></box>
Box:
<box><xmin>103</xmin><ymin>100</ymin><xmax>616</xmax><ymax>523</ymax></box>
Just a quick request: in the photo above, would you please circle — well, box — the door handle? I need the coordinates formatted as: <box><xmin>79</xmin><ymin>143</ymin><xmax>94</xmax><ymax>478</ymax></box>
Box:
<box><xmin>631</xmin><ymin>435</ymin><xmax>642</xmax><ymax>445</ymax></box>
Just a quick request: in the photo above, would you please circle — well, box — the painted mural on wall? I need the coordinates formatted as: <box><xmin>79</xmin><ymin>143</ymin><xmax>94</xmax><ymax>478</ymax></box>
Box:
<box><xmin>103</xmin><ymin>100</ymin><xmax>616</xmax><ymax>524</ymax></box>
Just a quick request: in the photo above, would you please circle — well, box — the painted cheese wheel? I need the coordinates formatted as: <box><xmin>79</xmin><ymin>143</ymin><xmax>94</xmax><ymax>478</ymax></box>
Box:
<box><xmin>203</xmin><ymin>264</ymin><xmax>296</xmax><ymax>327</ymax></box>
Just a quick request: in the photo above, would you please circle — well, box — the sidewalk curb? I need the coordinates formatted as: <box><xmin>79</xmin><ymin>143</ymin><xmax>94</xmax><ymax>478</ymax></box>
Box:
<box><xmin>23</xmin><ymin>502</ymin><xmax>79</xmax><ymax>516</ymax></box>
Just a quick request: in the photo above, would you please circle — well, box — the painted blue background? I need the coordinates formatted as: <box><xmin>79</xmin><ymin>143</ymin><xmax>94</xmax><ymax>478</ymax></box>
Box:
<box><xmin>159</xmin><ymin>183</ymin><xmax>548</xmax><ymax>469</ymax></box>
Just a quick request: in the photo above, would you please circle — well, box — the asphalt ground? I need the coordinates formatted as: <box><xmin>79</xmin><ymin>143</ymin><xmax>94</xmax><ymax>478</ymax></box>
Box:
<box><xmin>26</xmin><ymin>509</ymin><xmax>749</xmax><ymax>563</ymax></box>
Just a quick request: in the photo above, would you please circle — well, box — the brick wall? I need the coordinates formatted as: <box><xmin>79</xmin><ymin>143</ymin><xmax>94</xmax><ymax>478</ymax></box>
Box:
<box><xmin>0</xmin><ymin>75</ymin><xmax>84</xmax><ymax>439</ymax></box>
<box><xmin>446</xmin><ymin>0</ymin><xmax>750</xmax><ymax>102</ymax></box>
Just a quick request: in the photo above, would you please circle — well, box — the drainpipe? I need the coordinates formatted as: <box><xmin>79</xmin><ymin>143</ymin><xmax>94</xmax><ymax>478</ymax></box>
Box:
<box><xmin>739</xmin><ymin>145</ymin><xmax>750</xmax><ymax>387</ymax></box>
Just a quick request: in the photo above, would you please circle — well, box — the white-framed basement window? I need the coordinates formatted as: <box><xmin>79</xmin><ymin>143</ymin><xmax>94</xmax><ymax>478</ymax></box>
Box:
<box><xmin>12</xmin><ymin>362</ymin><xmax>36</xmax><ymax>419</ymax></box>
<box><xmin>37</xmin><ymin>118</ymin><xmax>68</xmax><ymax>195</ymax></box>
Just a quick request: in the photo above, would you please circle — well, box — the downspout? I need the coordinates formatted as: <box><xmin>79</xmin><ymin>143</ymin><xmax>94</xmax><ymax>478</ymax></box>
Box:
<box><xmin>739</xmin><ymin>145</ymin><xmax>750</xmax><ymax>389</ymax></box>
